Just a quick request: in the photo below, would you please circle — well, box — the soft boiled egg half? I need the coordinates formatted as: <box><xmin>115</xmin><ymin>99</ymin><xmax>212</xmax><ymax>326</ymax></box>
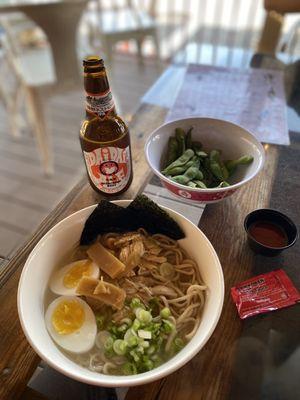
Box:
<box><xmin>50</xmin><ymin>259</ymin><xmax>99</xmax><ymax>296</ymax></box>
<box><xmin>45</xmin><ymin>296</ymin><xmax>97</xmax><ymax>353</ymax></box>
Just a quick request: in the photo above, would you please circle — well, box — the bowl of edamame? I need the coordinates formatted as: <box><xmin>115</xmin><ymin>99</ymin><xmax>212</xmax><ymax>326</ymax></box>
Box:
<box><xmin>145</xmin><ymin>117</ymin><xmax>265</xmax><ymax>203</ymax></box>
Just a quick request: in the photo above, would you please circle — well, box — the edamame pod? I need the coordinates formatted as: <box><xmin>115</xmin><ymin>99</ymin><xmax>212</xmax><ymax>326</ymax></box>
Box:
<box><xmin>225</xmin><ymin>155</ymin><xmax>254</xmax><ymax>176</ymax></box>
<box><xmin>165</xmin><ymin>166</ymin><xmax>187</xmax><ymax>176</ymax></box>
<box><xmin>225</xmin><ymin>161</ymin><xmax>236</xmax><ymax>176</ymax></box>
<box><xmin>217</xmin><ymin>181</ymin><xmax>230</xmax><ymax>187</ymax></box>
<box><xmin>171</xmin><ymin>175</ymin><xmax>190</xmax><ymax>185</ymax></box>
<box><xmin>202</xmin><ymin>158</ymin><xmax>215</xmax><ymax>186</ymax></box>
<box><xmin>184</xmin><ymin>166</ymin><xmax>199</xmax><ymax>180</ymax></box>
<box><xmin>225</xmin><ymin>155</ymin><xmax>254</xmax><ymax>174</ymax></box>
<box><xmin>209</xmin><ymin>149</ymin><xmax>221</xmax><ymax>163</ymax></box>
<box><xmin>165</xmin><ymin>137</ymin><xmax>179</xmax><ymax>166</ymax></box>
<box><xmin>186</xmin><ymin>127</ymin><xmax>193</xmax><ymax>149</ymax></box>
<box><xmin>194</xmin><ymin>180</ymin><xmax>207</xmax><ymax>189</ymax></box>
<box><xmin>162</xmin><ymin>149</ymin><xmax>194</xmax><ymax>174</ymax></box>
<box><xmin>167</xmin><ymin>155</ymin><xmax>198</xmax><ymax>176</ymax></box>
<box><xmin>187</xmin><ymin>181</ymin><xmax>197</xmax><ymax>188</ymax></box>
<box><xmin>186</xmin><ymin>155</ymin><xmax>199</xmax><ymax>167</ymax></box>
<box><xmin>196</xmin><ymin>151</ymin><xmax>208</xmax><ymax>158</ymax></box>
<box><xmin>175</xmin><ymin>128</ymin><xmax>186</xmax><ymax>155</ymax></box>
<box><xmin>210</xmin><ymin>161</ymin><xmax>224</xmax><ymax>181</ymax></box>
<box><xmin>220</xmin><ymin>163</ymin><xmax>229</xmax><ymax>181</ymax></box>
<box><xmin>194</xmin><ymin>169</ymin><xmax>204</xmax><ymax>180</ymax></box>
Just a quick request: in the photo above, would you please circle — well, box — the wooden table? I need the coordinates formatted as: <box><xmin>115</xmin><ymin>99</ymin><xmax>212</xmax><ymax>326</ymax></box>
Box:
<box><xmin>1</xmin><ymin>56</ymin><xmax>299</xmax><ymax>400</ymax></box>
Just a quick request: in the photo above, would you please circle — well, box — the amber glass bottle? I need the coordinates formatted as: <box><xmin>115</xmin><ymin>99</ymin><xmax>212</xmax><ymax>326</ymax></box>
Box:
<box><xmin>80</xmin><ymin>56</ymin><xmax>133</xmax><ymax>195</ymax></box>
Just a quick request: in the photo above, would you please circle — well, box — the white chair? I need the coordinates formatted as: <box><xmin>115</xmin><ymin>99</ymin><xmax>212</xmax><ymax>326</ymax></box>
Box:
<box><xmin>87</xmin><ymin>0</ymin><xmax>160</xmax><ymax>66</ymax></box>
<box><xmin>0</xmin><ymin>14</ymin><xmax>56</xmax><ymax>175</ymax></box>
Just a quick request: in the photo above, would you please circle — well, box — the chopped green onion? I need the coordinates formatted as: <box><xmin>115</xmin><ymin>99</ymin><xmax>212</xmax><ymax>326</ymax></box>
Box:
<box><xmin>162</xmin><ymin>319</ymin><xmax>175</xmax><ymax>333</ymax></box>
<box><xmin>120</xmin><ymin>317</ymin><xmax>132</xmax><ymax>326</ymax></box>
<box><xmin>140</xmin><ymin>340</ymin><xmax>150</xmax><ymax>348</ymax></box>
<box><xmin>132</xmin><ymin>318</ymin><xmax>141</xmax><ymax>331</ymax></box>
<box><xmin>95</xmin><ymin>315</ymin><xmax>105</xmax><ymax>330</ymax></box>
<box><xmin>130</xmin><ymin>298</ymin><xmax>143</xmax><ymax>309</ymax></box>
<box><xmin>130</xmin><ymin>350</ymin><xmax>141</xmax><ymax>363</ymax></box>
<box><xmin>94</xmin><ymin>300</ymin><xmax>185</xmax><ymax>375</ymax></box>
<box><xmin>147</xmin><ymin>345</ymin><xmax>156</xmax><ymax>355</ymax></box>
<box><xmin>160</xmin><ymin>307</ymin><xmax>171</xmax><ymax>319</ymax></box>
<box><xmin>138</xmin><ymin>329</ymin><xmax>152</xmax><ymax>340</ymax></box>
<box><xmin>174</xmin><ymin>337</ymin><xmax>184</xmax><ymax>351</ymax></box>
<box><xmin>136</xmin><ymin>345</ymin><xmax>145</xmax><ymax>354</ymax></box>
<box><xmin>122</xmin><ymin>362</ymin><xmax>137</xmax><ymax>375</ymax></box>
<box><xmin>113</xmin><ymin>339</ymin><xmax>127</xmax><ymax>355</ymax></box>
<box><xmin>155</xmin><ymin>336</ymin><xmax>163</xmax><ymax>348</ymax></box>
<box><xmin>143</xmin><ymin>359</ymin><xmax>154</xmax><ymax>371</ymax></box>
<box><xmin>104</xmin><ymin>348</ymin><xmax>114</xmax><ymax>358</ymax></box>
<box><xmin>147</xmin><ymin>322</ymin><xmax>161</xmax><ymax>337</ymax></box>
<box><xmin>117</xmin><ymin>324</ymin><xmax>127</xmax><ymax>333</ymax></box>
<box><xmin>127</xmin><ymin>336</ymin><xmax>138</xmax><ymax>347</ymax></box>
<box><xmin>109</xmin><ymin>325</ymin><xmax>119</xmax><ymax>337</ymax></box>
<box><xmin>151</xmin><ymin>354</ymin><xmax>163</xmax><ymax>367</ymax></box>
<box><xmin>104</xmin><ymin>336</ymin><xmax>114</xmax><ymax>351</ymax></box>
<box><xmin>136</xmin><ymin>308</ymin><xmax>152</xmax><ymax>324</ymax></box>
<box><xmin>124</xmin><ymin>328</ymin><xmax>137</xmax><ymax>342</ymax></box>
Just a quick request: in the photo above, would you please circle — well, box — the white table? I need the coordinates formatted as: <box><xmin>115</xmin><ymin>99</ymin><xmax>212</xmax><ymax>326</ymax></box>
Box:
<box><xmin>0</xmin><ymin>0</ymin><xmax>88</xmax><ymax>86</ymax></box>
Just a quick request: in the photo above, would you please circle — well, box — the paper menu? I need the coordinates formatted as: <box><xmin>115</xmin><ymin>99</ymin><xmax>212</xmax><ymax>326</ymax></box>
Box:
<box><xmin>166</xmin><ymin>64</ymin><xmax>289</xmax><ymax>145</ymax></box>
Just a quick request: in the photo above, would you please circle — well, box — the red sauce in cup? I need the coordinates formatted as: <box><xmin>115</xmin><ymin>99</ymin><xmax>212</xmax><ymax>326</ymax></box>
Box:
<box><xmin>248</xmin><ymin>221</ymin><xmax>288</xmax><ymax>248</ymax></box>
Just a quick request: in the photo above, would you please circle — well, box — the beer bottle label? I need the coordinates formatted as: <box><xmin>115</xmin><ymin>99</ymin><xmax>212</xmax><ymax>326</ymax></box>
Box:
<box><xmin>83</xmin><ymin>145</ymin><xmax>131</xmax><ymax>194</ymax></box>
<box><xmin>85</xmin><ymin>89</ymin><xmax>115</xmax><ymax>117</ymax></box>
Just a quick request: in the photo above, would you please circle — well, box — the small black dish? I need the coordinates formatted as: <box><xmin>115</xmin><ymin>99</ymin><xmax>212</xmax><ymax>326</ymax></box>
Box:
<box><xmin>244</xmin><ymin>209</ymin><xmax>298</xmax><ymax>256</ymax></box>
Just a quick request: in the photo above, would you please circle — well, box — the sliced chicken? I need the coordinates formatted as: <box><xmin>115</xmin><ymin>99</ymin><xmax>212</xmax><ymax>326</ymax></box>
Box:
<box><xmin>119</xmin><ymin>240</ymin><xmax>145</xmax><ymax>276</ymax></box>
<box><xmin>114</xmin><ymin>233</ymin><xmax>142</xmax><ymax>247</ymax></box>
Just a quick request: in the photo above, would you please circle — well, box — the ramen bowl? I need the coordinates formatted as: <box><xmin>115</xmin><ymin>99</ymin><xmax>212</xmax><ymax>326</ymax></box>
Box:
<box><xmin>145</xmin><ymin>117</ymin><xmax>265</xmax><ymax>203</ymax></box>
<box><xmin>18</xmin><ymin>201</ymin><xmax>224</xmax><ymax>387</ymax></box>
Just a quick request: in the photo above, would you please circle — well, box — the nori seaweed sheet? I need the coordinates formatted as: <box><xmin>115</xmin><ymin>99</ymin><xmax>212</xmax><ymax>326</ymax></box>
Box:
<box><xmin>80</xmin><ymin>195</ymin><xmax>185</xmax><ymax>245</ymax></box>
<box><xmin>80</xmin><ymin>200</ymin><xmax>135</xmax><ymax>245</ymax></box>
<box><xmin>127</xmin><ymin>195</ymin><xmax>185</xmax><ymax>240</ymax></box>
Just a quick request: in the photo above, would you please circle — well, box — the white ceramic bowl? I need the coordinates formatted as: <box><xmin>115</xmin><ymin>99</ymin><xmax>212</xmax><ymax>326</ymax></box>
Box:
<box><xmin>18</xmin><ymin>200</ymin><xmax>224</xmax><ymax>387</ymax></box>
<box><xmin>145</xmin><ymin>117</ymin><xmax>265</xmax><ymax>203</ymax></box>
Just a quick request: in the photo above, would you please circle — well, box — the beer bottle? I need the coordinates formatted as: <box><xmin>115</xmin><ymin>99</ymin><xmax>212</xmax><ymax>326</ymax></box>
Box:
<box><xmin>80</xmin><ymin>56</ymin><xmax>133</xmax><ymax>195</ymax></box>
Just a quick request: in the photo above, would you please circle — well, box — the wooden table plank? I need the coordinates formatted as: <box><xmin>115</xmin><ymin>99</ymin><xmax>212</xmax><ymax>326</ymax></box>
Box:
<box><xmin>0</xmin><ymin>103</ymin><xmax>167</xmax><ymax>400</ymax></box>
<box><xmin>125</xmin><ymin>145</ymin><xmax>279</xmax><ymax>400</ymax></box>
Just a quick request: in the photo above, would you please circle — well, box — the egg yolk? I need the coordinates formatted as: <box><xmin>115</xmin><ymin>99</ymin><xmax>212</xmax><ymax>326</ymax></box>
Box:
<box><xmin>52</xmin><ymin>299</ymin><xmax>85</xmax><ymax>335</ymax></box>
<box><xmin>63</xmin><ymin>261</ymin><xmax>93</xmax><ymax>288</ymax></box>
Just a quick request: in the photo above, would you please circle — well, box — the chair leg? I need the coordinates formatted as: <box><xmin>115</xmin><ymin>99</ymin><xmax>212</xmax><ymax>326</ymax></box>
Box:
<box><xmin>10</xmin><ymin>85</ymin><xmax>27</xmax><ymax>138</ymax></box>
<box><xmin>0</xmin><ymin>81</ymin><xmax>21</xmax><ymax>139</ymax></box>
<box><xmin>152</xmin><ymin>30</ymin><xmax>162</xmax><ymax>69</ymax></box>
<box><xmin>153</xmin><ymin>31</ymin><xmax>160</xmax><ymax>58</ymax></box>
<box><xmin>256</xmin><ymin>11</ymin><xmax>284</xmax><ymax>55</ymax></box>
<box><xmin>136</xmin><ymin>37</ymin><xmax>144</xmax><ymax>65</ymax></box>
<box><xmin>25</xmin><ymin>86</ymin><xmax>53</xmax><ymax>176</ymax></box>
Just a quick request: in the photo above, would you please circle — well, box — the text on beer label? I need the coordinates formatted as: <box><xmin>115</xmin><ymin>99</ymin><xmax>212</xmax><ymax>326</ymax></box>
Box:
<box><xmin>83</xmin><ymin>145</ymin><xmax>131</xmax><ymax>194</ymax></box>
<box><xmin>85</xmin><ymin>89</ymin><xmax>115</xmax><ymax>117</ymax></box>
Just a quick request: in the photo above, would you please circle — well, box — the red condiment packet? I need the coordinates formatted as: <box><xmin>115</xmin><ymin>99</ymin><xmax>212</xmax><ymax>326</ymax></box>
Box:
<box><xmin>231</xmin><ymin>269</ymin><xmax>300</xmax><ymax>319</ymax></box>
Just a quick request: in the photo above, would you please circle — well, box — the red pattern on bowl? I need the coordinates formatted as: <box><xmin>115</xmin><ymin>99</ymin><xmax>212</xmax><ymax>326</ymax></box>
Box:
<box><xmin>162</xmin><ymin>180</ymin><xmax>237</xmax><ymax>202</ymax></box>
